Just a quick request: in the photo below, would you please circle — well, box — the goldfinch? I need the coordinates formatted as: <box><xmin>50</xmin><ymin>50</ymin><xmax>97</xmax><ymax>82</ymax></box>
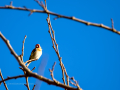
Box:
<box><xmin>28</xmin><ymin>44</ymin><xmax>42</xmax><ymax>66</ymax></box>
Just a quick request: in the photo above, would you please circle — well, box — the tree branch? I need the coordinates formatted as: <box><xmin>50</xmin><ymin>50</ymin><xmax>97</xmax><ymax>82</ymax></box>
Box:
<box><xmin>0</xmin><ymin>32</ymin><xmax>80</xmax><ymax>90</ymax></box>
<box><xmin>49</xmin><ymin>62</ymin><xmax>56</xmax><ymax>81</ymax></box>
<box><xmin>0</xmin><ymin>2</ymin><xmax>119</xmax><ymax>35</ymax></box>
<box><xmin>20</xmin><ymin>35</ymin><xmax>27</xmax><ymax>62</ymax></box>
<box><xmin>0</xmin><ymin>69</ymin><xmax>8</xmax><ymax>90</ymax></box>
<box><xmin>0</xmin><ymin>74</ymin><xmax>26</xmax><ymax>84</ymax></box>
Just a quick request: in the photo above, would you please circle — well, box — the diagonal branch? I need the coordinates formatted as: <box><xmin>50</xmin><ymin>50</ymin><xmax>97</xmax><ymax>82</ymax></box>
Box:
<box><xmin>0</xmin><ymin>2</ymin><xmax>120</xmax><ymax>35</ymax></box>
<box><xmin>32</xmin><ymin>84</ymin><xmax>36</xmax><ymax>90</ymax></box>
<box><xmin>0</xmin><ymin>32</ymin><xmax>80</xmax><ymax>90</ymax></box>
<box><xmin>0</xmin><ymin>69</ymin><xmax>8</xmax><ymax>90</ymax></box>
<box><xmin>43</xmin><ymin>1</ymin><xmax>69</xmax><ymax>85</ymax></box>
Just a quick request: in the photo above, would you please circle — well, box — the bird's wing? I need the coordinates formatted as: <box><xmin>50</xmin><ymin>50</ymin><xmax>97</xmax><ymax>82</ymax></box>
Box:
<box><xmin>29</xmin><ymin>48</ymin><xmax>36</xmax><ymax>60</ymax></box>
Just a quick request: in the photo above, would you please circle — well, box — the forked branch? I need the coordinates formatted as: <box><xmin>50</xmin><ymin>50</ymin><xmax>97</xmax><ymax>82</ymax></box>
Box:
<box><xmin>0</xmin><ymin>31</ymin><xmax>80</xmax><ymax>90</ymax></box>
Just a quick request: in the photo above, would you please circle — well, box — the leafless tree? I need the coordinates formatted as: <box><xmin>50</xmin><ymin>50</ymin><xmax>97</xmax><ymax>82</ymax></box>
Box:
<box><xmin>0</xmin><ymin>0</ymin><xmax>119</xmax><ymax>90</ymax></box>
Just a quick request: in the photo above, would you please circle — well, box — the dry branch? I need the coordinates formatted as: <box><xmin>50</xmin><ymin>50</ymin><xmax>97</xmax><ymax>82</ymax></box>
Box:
<box><xmin>20</xmin><ymin>35</ymin><xmax>27</xmax><ymax>62</ymax></box>
<box><xmin>0</xmin><ymin>69</ymin><xmax>8</xmax><ymax>90</ymax></box>
<box><xmin>0</xmin><ymin>31</ymin><xmax>80</xmax><ymax>90</ymax></box>
<box><xmin>70</xmin><ymin>77</ymin><xmax>81</xmax><ymax>90</ymax></box>
<box><xmin>25</xmin><ymin>59</ymin><xmax>38</xmax><ymax>64</ymax></box>
<box><xmin>49</xmin><ymin>62</ymin><xmax>56</xmax><ymax>81</ymax></box>
<box><xmin>32</xmin><ymin>84</ymin><xmax>36</xmax><ymax>90</ymax></box>
<box><xmin>24</xmin><ymin>76</ymin><xmax>30</xmax><ymax>90</ymax></box>
<box><xmin>0</xmin><ymin>2</ymin><xmax>120</xmax><ymax>35</ymax></box>
<box><xmin>0</xmin><ymin>74</ymin><xmax>26</xmax><ymax>83</ymax></box>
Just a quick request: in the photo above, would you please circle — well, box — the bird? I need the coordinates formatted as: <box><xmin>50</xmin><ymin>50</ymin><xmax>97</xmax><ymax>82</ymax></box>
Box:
<box><xmin>27</xmin><ymin>44</ymin><xmax>42</xmax><ymax>67</ymax></box>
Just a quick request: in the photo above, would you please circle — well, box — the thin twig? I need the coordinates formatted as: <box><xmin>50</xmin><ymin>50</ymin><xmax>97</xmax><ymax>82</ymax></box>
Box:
<box><xmin>25</xmin><ymin>59</ymin><xmax>38</xmax><ymax>64</ymax></box>
<box><xmin>49</xmin><ymin>62</ymin><xmax>56</xmax><ymax>81</ymax></box>
<box><xmin>111</xmin><ymin>18</ymin><xmax>114</xmax><ymax>29</ymax></box>
<box><xmin>70</xmin><ymin>77</ymin><xmax>82</xmax><ymax>90</ymax></box>
<box><xmin>20</xmin><ymin>35</ymin><xmax>27</xmax><ymax>62</ymax></box>
<box><xmin>0</xmin><ymin>3</ymin><xmax>119</xmax><ymax>34</ymax></box>
<box><xmin>0</xmin><ymin>69</ymin><xmax>8</xmax><ymax>90</ymax></box>
<box><xmin>31</xmin><ymin>67</ymin><xmax>36</xmax><ymax>71</ymax></box>
<box><xmin>24</xmin><ymin>76</ymin><xmax>30</xmax><ymax>90</ymax></box>
<box><xmin>32</xmin><ymin>84</ymin><xmax>36</xmax><ymax>90</ymax></box>
<box><xmin>0</xmin><ymin>32</ymin><xmax>81</xmax><ymax>90</ymax></box>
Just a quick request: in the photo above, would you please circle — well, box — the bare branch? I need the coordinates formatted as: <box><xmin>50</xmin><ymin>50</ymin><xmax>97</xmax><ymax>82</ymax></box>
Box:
<box><xmin>25</xmin><ymin>59</ymin><xmax>38</xmax><ymax>67</ymax></box>
<box><xmin>44</xmin><ymin>2</ymin><xmax>67</xmax><ymax>85</ymax></box>
<box><xmin>31</xmin><ymin>67</ymin><xmax>36</xmax><ymax>71</ymax></box>
<box><xmin>0</xmin><ymin>69</ymin><xmax>8</xmax><ymax>90</ymax></box>
<box><xmin>0</xmin><ymin>32</ymin><xmax>80</xmax><ymax>90</ymax></box>
<box><xmin>32</xmin><ymin>84</ymin><xmax>36</xmax><ymax>90</ymax></box>
<box><xmin>24</xmin><ymin>76</ymin><xmax>30</xmax><ymax>90</ymax></box>
<box><xmin>70</xmin><ymin>77</ymin><xmax>82</xmax><ymax>90</ymax></box>
<box><xmin>0</xmin><ymin>74</ymin><xmax>26</xmax><ymax>84</ymax></box>
<box><xmin>49</xmin><ymin>62</ymin><xmax>56</xmax><ymax>81</ymax></box>
<box><xmin>25</xmin><ymin>59</ymin><xmax>38</xmax><ymax>64</ymax></box>
<box><xmin>0</xmin><ymin>3</ymin><xmax>120</xmax><ymax>34</ymax></box>
<box><xmin>20</xmin><ymin>35</ymin><xmax>27</xmax><ymax>62</ymax></box>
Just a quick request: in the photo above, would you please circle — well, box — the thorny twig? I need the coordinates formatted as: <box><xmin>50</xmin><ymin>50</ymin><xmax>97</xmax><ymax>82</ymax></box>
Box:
<box><xmin>0</xmin><ymin>69</ymin><xmax>8</xmax><ymax>90</ymax></box>
<box><xmin>0</xmin><ymin>2</ymin><xmax>119</xmax><ymax>35</ymax></box>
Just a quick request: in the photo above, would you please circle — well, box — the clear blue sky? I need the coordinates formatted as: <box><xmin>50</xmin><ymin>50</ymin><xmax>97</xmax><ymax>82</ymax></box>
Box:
<box><xmin>0</xmin><ymin>0</ymin><xmax>120</xmax><ymax>90</ymax></box>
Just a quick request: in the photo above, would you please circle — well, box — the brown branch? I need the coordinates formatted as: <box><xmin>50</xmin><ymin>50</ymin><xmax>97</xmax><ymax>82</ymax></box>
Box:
<box><xmin>24</xmin><ymin>76</ymin><xmax>30</xmax><ymax>90</ymax></box>
<box><xmin>0</xmin><ymin>3</ymin><xmax>119</xmax><ymax>35</ymax></box>
<box><xmin>0</xmin><ymin>74</ymin><xmax>26</xmax><ymax>84</ymax></box>
<box><xmin>0</xmin><ymin>69</ymin><xmax>8</xmax><ymax>90</ymax></box>
<box><xmin>70</xmin><ymin>77</ymin><xmax>82</xmax><ymax>90</ymax></box>
<box><xmin>0</xmin><ymin>32</ymin><xmax>80</xmax><ymax>90</ymax></box>
<box><xmin>25</xmin><ymin>59</ymin><xmax>38</xmax><ymax>67</ymax></box>
<box><xmin>49</xmin><ymin>62</ymin><xmax>56</xmax><ymax>81</ymax></box>
<box><xmin>31</xmin><ymin>67</ymin><xmax>36</xmax><ymax>71</ymax></box>
<box><xmin>25</xmin><ymin>59</ymin><xmax>38</xmax><ymax>64</ymax></box>
<box><xmin>20</xmin><ymin>35</ymin><xmax>27</xmax><ymax>62</ymax></box>
<box><xmin>32</xmin><ymin>84</ymin><xmax>36</xmax><ymax>90</ymax></box>
<box><xmin>35</xmin><ymin>0</ymin><xmax>68</xmax><ymax>85</ymax></box>
<box><xmin>44</xmin><ymin>2</ymin><xmax>68</xmax><ymax>85</ymax></box>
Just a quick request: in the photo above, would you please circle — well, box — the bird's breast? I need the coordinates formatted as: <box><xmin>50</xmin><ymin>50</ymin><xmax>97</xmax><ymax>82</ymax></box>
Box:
<box><xmin>34</xmin><ymin>50</ymin><xmax>42</xmax><ymax>59</ymax></box>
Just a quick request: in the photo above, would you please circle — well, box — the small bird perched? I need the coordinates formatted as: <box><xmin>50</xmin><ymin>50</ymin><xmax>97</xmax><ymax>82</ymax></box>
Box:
<box><xmin>27</xmin><ymin>44</ymin><xmax>42</xmax><ymax>67</ymax></box>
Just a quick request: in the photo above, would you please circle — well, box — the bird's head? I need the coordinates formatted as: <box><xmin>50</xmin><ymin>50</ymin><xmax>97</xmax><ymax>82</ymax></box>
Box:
<box><xmin>36</xmin><ymin>44</ymin><xmax>42</xmax><ymax>49</ymax></box>
<box><xmin>35</xmin><ymin>44</ymin><xmax>40</xmax><ymax>48</ymax></box>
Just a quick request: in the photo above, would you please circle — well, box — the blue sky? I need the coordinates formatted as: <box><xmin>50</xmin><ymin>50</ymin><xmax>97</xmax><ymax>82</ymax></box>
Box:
<box><xmin>0</xmin><ymin>0</ymin><xmax>120</xmax><ymax>90</ymax></box>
